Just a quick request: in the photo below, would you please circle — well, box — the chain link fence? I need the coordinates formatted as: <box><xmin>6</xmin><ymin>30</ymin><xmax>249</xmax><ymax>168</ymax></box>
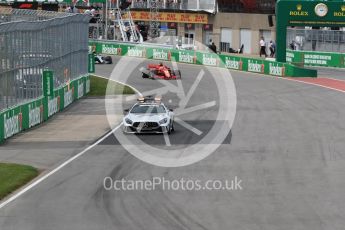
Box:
<box><xmin>287</xmin><ymin>27</ymin><xmax>345</xmax><ymax>53</ymax></box>
<box><xmin>0</xmin><ymin>9</ymin><xmax>89</xmax><ymax>112</ymax></box>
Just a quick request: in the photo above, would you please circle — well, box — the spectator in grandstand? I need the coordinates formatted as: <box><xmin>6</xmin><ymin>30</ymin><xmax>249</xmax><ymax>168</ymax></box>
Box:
<box><xmin>90</xmin><ymin>8</ymin><xmax>96</xmax><ymax>16</ymax></box>
<box><xmin>88</xmin><ymin>8</ymin><xmax>100</xmax><ymax>23</ymax></box>
<box><xmin>259</xmin><ymin>36</ymin><xmax>267</xmax><ymax>57</ymax></box>
<box><xmin>66</xmin><ymin>5</ymin><xmax>79</xmax><ymax>13</ymax></box>
<box><xmin>269</xmin><ymin>40</ymin><xmax>275</xmax><ymax>57</ymax></box>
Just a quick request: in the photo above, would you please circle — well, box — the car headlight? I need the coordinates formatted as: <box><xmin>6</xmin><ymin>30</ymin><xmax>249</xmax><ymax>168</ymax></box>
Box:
<box><xmin>125</xmin><ymin>118</ymin><xmax>133</xmax><ymax>125</ymax></box>
<box><xmin>159</xmin><ymin>118</ymin><xmax>168</xmax><ymax>124</ymax></box>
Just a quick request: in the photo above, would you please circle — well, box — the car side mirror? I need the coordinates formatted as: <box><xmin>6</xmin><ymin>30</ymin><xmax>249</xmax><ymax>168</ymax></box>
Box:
<box><xmin>169</xmin><ymin>109</ymin><xmax>173</xmax><ymax>112</ymax></box>
<box><xmin>124</xmin><ymin>109</ymin><xmax>129</xmax><ymax>114</ymax></box>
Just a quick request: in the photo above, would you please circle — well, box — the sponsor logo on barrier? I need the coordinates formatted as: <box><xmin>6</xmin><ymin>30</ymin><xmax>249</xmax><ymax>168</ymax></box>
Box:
<box><xmin>78</xmin><ymin>82</ymin><xmax>84</xmax><ymax>99</ymax></box>
<box><xmin>286</xmin><ymin>52</ymin><xmax>294</xmax><ymax>62</ymax></box>
<box><xmin>304</xmin><ymin>54</ymin><xmax>331</xmax><ymax>65</ymax></box>
<box><xmin>86</xmin><ymin>79</ymin><xmax>90</xmax><ymax>94</ymax></box>
<box><xmin>179</xmin><ymin>52</ymin><xmax>195</xmax><ymax>64</ymax></box>
<box><xmin>29</xmin><ymin>105</ymin><xmax>42</xmax><ymax>128</ymax></box>
<box><xmin>48</xmin><ymin>97</ymin><xmax>59</xmax><ymax>117</ymax></box>
<box><xmin>4</xmin><ymin>113</ymin><xmax>21</xmax><ymax>139</ymax></box>
<box><xmin>224</xmin><ymin>58</ymin><xmax>242</xmax><ymax>70</ymax></box>
<box><xmin>248</xmin><ymin>60</ymin><xmax>264</xmax><ymax>73</ymax></box>
<box><xmin>152</xmin><ymin>49</ymin><xmax>170</xmax><ymax>60</ymax></box>
<box><xmin>101</xmin><ymin>45</ymin><xmax>120</xmax><ymax>55</ymax></box>
<box><xmin>64</xmin><ymin>90</ymin><xmax>73</xmax><ymax>108</ymax></box>
<box><xmin>269</xmin><ymin>63</ymin><xmax>285</xmax><ymax>76</ymax></box>
<box><xmin>127</xmin><ymin>47</ymin><xmax>145</xmax><ymax>57</ymax></box>
<box><xmin>202</xmin><ymin>54</ymin><xmax>217</xmax><ymax>66</ymax></box>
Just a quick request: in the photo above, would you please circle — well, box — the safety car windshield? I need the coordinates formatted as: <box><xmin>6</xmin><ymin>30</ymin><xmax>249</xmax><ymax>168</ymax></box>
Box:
<box><xmin>130</xmin><ymin>104</ymin><xmax>166</xmax><ymax>114</ymax></box>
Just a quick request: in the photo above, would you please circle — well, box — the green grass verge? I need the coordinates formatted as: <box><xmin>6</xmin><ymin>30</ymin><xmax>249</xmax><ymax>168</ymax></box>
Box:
<box><xmin>88</xmin><ymin>75</ymin><xmax>135</xmax><ymax>96</ymax></box>
<box><xmin>0</xmin><ymin>163</ymin><xmax>39</xmax><ymax>200</ymax></box>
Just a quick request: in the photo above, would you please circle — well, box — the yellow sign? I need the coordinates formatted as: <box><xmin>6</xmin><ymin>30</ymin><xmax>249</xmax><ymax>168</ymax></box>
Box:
<box><xmin>290</xmin><ymin>4</ymin><xmax>309</xmax><ymax>16</ymax></box>
<box><xmin>125</xmin><ymin>11</ymin><xmax>208</xmax><ymax>24</ymax></box>
<box><xmin>334</xmin><ymin>5</ymin><xmax>345</xmax><ymax>17</ymax></box>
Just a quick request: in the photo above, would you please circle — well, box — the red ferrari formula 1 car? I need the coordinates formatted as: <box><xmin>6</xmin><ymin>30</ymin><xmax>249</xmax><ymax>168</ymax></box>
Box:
<box><xmin>140</xmin><ymin>63</ymin><xmax>182</xmax><ymax>80</ymax></box>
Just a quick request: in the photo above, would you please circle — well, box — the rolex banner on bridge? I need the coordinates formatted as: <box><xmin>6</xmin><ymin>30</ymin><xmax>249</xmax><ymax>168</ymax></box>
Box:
<box><xmin>276</xmin><ymin>0</ymin><xmax>345</xmax><ymax>62</ymax></box>
<box><xmin>0</xmin><ymin>74</ymin><xmax>90</xmax><ymax>144</ymax></box>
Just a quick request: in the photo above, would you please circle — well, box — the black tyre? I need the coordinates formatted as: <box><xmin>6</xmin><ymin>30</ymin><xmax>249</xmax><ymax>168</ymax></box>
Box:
<box><xmin>104</xmin><ymin>56</ymin><xmax>113</xmax><ymax>64</ymax></box>
<box><xmin>168</xmin><ymin>122</ymin><xmax>174</xmax><ymax>134</ymax></box>
<box><xmin>167</xmin><ymin>124</ymin><xmax>172</xmax><ymax>135</ymax></box>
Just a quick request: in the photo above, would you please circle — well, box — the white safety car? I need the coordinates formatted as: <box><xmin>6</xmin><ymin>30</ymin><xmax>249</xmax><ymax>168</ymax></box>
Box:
<box><xmin>123</xmin><ymin>97</ymin><xmax>175</xmax><ymax>134</ymax></box>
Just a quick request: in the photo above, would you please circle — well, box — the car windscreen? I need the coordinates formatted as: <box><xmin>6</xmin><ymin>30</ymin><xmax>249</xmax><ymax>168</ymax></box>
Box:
<box><xmin>130</xmin><ymin>105</ymin><xmax>166</xmax><ymax>114</ymax></box>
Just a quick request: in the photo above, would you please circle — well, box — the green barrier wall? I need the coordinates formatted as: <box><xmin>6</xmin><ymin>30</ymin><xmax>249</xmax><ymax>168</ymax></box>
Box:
<box><xmin>286</xmin><ymin>50</ymin><xmax>345</xmax><ymax>68</ymax></box>
<box><xmin>0</xmin><ymin>75</ymin><xmax>90</xmax><ymax>144</ymax></box>
<box><xmin>89</xmin><ymin>40</ymin><xmax>317</xmax><ymax>78</ymax></box>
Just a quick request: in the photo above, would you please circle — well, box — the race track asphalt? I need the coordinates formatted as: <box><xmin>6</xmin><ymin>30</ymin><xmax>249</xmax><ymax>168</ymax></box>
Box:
<box><xmin>1</xmin><ymin>56</ymin><xmax>345</xmax><ymax>230</ymax></box>
<box><xmin>312</xmin><ymin>66</ymin><xmax>345</xmax><ymax>80</ymax></box>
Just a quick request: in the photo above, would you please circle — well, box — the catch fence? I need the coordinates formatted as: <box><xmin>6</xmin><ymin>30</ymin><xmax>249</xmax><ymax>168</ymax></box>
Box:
<box><xmin>0</xmin><ymin>9</ymin><xmax>89</xmax><ymax>111</ymax></box>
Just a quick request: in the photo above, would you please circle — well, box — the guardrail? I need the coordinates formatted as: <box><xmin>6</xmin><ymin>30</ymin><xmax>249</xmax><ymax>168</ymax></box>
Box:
<box><xmin>0</xmin><ymin>74</ymin><xmax>90</xmax><ymax>144</ymax></box>
<box><xmin>287</xmin><ymin>50</ymin><xmax>345</xmax><ymax>68</ymax></box>
<box><xmin>89</xmin><ymin>40</ymin><xmax>317</xmax><ymax>78</ymax></box>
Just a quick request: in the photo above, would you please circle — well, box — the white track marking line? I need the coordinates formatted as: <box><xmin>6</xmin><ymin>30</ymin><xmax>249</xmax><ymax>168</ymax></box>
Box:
<box><xmin>322</xmin><ymin>77</ymin><xmax>345</xmax><ymax>83</ymax></box>
<box><xmin>0</xmin><ymin>123</ymin><xmax>123</xmax><ymax>210</ymax></box>
<box><xmin>175</xmin><ymin>101</ymin><xmax>216</xmax><ymax>116</ymax></box>
<box><xmin>283</xmin><ymin>78</ymin><xmax>345</xmax><ymax>94</ymax></box>
<box><xmin>175</xmin><ymin>117</ymin><xmax>202</xmax><ymax>136</ymax></box>
<box><xmin>163</xmin><ymin>132</ymin><xmax>171</xmax><ymax>146</ymax></box>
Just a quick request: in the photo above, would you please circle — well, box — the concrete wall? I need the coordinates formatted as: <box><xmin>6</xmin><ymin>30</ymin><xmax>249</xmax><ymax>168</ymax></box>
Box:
<box><xmin>176</xmin><ymin>12</ymin><xmax>276</xmax><ymax>54</ymax></box>
<box><xmin>209</xmin><ymin>13</ymin><xmax>276</xmax><ymax>54</ymax></box>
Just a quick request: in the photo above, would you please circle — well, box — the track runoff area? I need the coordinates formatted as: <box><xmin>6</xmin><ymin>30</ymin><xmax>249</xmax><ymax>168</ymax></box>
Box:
<box><xmin>1</xmin><ymin>55</ymin><xmax>345</xmax><ymax>230</ymax></box>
